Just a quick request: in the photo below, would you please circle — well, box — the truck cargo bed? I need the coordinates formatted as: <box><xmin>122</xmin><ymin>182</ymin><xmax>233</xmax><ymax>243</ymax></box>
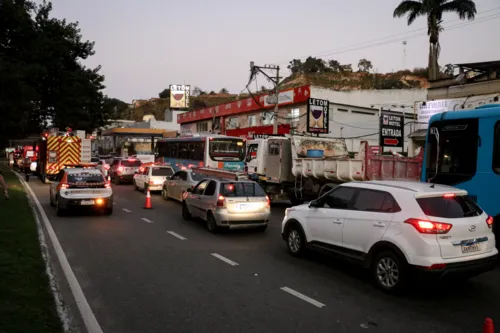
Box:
<box><xmin>292</xmin><ymin>141</ymin><xmax>422</xmax><ymax>182</ymax></box>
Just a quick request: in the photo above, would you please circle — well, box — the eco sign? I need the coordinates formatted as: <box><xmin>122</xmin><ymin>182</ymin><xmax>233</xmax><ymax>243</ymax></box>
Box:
<box><xmin>306</xmin><ymin>98</ymin><xmax>329</xmax><ymax>134</ymax></box>
<box><xmin>379</xmin><ymin>111</ymin><xmax>404</xmax><ymax>148</ymax></box>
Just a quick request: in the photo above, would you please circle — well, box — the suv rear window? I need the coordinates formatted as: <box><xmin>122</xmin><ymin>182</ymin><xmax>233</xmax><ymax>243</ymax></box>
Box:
<box><xmin>152</xmin><ymin>167</ymin><xmax>174</xmax><ymax>176</ymax></box>
<box><xmin>416</xmin><ymin>195</ymin><xmax>483</xmax><ymax>218</ymax></box>
<box><xmin>68</xmin><ymin>173</ymin><xmax>105</xmax><ymax>183</ymax></box>
<box><xmin>121</xmin><ymin>160</ymin><xmax>141</xmax><ymax>167</ymax></box>
<box><xmin>220</xmin><ymin>182</ymin><xmax>266</xmax><ymax>197</ymax></box>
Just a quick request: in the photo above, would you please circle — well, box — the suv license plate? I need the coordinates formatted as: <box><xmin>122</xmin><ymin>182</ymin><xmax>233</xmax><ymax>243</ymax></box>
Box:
<box><xmin>461</xmin><ymin>243</ymin><xmax>480</xmax><ymax>254</ymax></box>
<box><xmin>81</xmin><ymin>200</ymin><xmax>95</xmax><ymax>205</ymax></box>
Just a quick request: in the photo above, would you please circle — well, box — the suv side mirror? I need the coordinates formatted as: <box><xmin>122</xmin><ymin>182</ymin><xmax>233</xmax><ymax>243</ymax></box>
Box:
<box><xmin>308</xmin><ymin>200</ymin><xmax>317</xmax><ymax>208</ymax></box>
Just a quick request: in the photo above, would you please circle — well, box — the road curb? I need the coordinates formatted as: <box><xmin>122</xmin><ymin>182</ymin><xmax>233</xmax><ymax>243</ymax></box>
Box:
<box><xmin>14</xmin><ymin>171</ymin><xmax>103</xmax><ymax>333</ymax></box>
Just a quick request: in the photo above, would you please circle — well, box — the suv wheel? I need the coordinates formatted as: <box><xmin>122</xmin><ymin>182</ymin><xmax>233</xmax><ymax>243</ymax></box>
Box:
<box><xmin>286</xmin><ymin>223</ymin><xmax>305</xmax><ymax>256</ymax></box>
<box><xmin>372</xmin><ymin>251</ymin><xmax>407</xmax><ymax>293</ymax></box>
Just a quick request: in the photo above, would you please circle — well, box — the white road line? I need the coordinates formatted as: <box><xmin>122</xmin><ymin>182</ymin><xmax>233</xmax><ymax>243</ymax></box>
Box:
<box><xmin>122</xmin><ymin>208</ymin><xmax>132</xmax><ymax>213</ymax></box>
<box><xmin>280</xmin><ymin>287</ymin><xmax>326</xmax><ymax>308</ymax></box>
<box><xmin>166</xmin><ymin>231</ymin><xmax>186</xmax><ymax>240</ymax></box>
<box><xmin>141</xmin><ymin>218</ymin><xmax>153</xmax><ymax>224</ymax></box>
<box><xmin>210</xmin><ymin>253</ymin><xmax>239</xmax><ymax>266</ymax></box>
<box><xmin>16</xmin><ymin>174</ymin><xmax>104</xmax><ymax>332</ymax></box>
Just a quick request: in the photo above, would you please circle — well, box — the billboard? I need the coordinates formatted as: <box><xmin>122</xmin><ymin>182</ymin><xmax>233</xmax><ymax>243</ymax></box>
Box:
<box><xmin>379</xmin><ymin>111</ymin><xmax>404</xmax><ymax>148</ymax></box>
<box><xmin>416</xmin><ymin>94</ymin><xmax>500</xmax><ymax>123</ymax></box>
<box><xmin>170</xmin><ymin>85</ymin><xmax>191</xmax><ymax>109</ymax></box>
<box><xmin>306</xmin><ymin>98</ymin><xmax>329</xmax><ymax>134</ymax></box>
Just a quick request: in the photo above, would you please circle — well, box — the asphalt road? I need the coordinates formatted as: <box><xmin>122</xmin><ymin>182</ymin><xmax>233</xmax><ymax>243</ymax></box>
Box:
<box><xmin>27</xmin><ymin>177</ymin><xmax>500</xmax><ymax>333</ymax></box>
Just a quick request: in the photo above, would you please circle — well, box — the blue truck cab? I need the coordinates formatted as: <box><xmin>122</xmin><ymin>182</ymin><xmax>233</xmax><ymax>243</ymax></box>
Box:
<box><xmin>421</xmin><ymin>104</ymin><xmax>500</xmax><ymax>243</ymax></box>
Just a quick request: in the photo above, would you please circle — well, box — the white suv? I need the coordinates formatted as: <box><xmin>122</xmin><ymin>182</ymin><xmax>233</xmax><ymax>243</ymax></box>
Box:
<box><xmin>281</xmin><ymin>180</ymin><xmax>498</xmax><ymax>293</ymax></box>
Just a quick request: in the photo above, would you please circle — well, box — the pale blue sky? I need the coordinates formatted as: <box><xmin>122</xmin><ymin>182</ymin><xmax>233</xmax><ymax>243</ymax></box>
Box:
<box><xmin>45</xmin><ymin>0</ymin><xmax>499</xmax><ymax>102</ymax></box>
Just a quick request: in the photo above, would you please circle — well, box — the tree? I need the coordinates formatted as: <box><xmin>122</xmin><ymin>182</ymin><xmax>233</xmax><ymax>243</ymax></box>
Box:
<box><xmin>442</xmin><ymin>63</ymin><xmax>455</xmax><ymax>76</ymax></box>
<box><xmin>219</xmin><ymin>88</ymin><xmax>229</xmax><ymax>94</ymax></box>
<box><xmin>287</xmin><ymin>59</ymin><xmax>303</xmax><ymax>74</ymax></box>
<box><xmin>302</xmin><ymin>56</ymin><xmax>327</xmax><ymax>73</ymax></box>
<box><xmin>358</xmin><ymin>58</ymin><xmax>373</xmax><ymax>72</ymax></box>
<box><xmin>159</xmin><ymin>88</ymin><xmax>170</xmax><ymax>98</ymax></box>
<box><xmin>192</xmin><ymin>86</ymin><xmax>206</xmax><ymax>96</ymax></box>
<box><xmin>393</xmin><ymin>0</ymin><xmax>476</xmax><ymax>81</ymax></box>
<box><xmin>0</xmin><ymin>0</ymin><xmax>115</xmax><ymax>145</ymax></box>
<box><xmin>328</xmin><ymin>60</ymin><xmax>341</xmax><ymax>72</ymax></box>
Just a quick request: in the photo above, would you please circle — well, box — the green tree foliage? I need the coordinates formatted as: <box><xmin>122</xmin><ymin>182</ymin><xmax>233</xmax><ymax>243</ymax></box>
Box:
<box><xmin>219</xmin><ymin>88</ymin><xmax>229</xmax><ymax>94</ymax></box>
<box><xmin>0</xmin><ymin>0</ymin><xmax>116</xmax><ymax>146</ymax></box>
<box><xmin>358</xmin><ymin>58</ymin><xmax>373</xmax><ymax>72</ymax></box>
<box><xmin>393</xmin><ymin>0</ymin><xmax>476</xmax><ymax>81</ymax></box>
<box><xmin>288</xmin><ymin>57</ymin><xmax>354</xmax><ymax>74</ymax></box>
<box><xmin>159</xmin><ymin>88</ymin><xmax>170</xmax><ymax>99</ymax></box>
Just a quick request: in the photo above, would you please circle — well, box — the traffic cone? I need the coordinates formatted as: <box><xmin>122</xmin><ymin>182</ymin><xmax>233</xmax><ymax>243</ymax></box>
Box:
<box><xmin>143</xmin><ymin>189</ymin><xmax>153</xmax><ymax>209</ymax></box>
<box><xmin>483</xmin><ymin>318</ymin><xmax>494</xmax><ymax>333</ymax></box>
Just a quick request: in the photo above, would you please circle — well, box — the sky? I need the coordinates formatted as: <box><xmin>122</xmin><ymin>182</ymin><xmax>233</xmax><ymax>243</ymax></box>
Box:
<box><xmin>43</xmin><ymin>0</ymin><xmax>500</xmax><ymax>102</ymax></box>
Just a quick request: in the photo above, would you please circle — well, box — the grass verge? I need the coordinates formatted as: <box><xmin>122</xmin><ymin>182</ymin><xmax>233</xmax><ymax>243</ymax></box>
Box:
<box><xmin>0</xmin><ymin>164</ymin><xmax>63</xmax><ymax>333</ymax></box>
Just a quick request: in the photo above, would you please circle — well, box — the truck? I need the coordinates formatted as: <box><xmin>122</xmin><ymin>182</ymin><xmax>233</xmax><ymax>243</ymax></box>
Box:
<box><xmin>246</xmin><ymin>135</ymin><xmax>423</xmax><ymax>205</ymax></box>
<box><xmin>34</xmin><ymin>128</ymin><xmax>91</xmax><ymax>183</ymax></box>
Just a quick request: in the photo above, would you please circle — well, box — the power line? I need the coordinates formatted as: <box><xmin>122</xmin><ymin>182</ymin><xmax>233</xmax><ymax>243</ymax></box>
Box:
<box><xmin>272</xmin><ymin>7</ymin><xmax>500</xmax><ymax>66</ymax></box>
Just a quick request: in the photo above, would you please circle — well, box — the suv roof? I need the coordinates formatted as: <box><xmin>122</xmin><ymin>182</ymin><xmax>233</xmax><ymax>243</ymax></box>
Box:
<box><xmin>345</xmin><ymin>180</ymin><xmax>466</xmax><ymax>195</ymax></box>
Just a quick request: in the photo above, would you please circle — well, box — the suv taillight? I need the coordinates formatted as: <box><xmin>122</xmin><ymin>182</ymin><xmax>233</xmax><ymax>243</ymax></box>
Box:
<box><xmin>265</xmin><ymin>195</ymin><xmax>270</xmax><ymax>208</ymax></box>
<box><xmin>60</xmin><ymin>183</ymin><xmax>69</xmax><ymax>189</ymax></box>
<box><xmin>486</xmin><ymin>216</ymin><xmax>494</xmax><ymax>229</ymax></box>
<box><xmin>217</xmin><ymin>195</ymin><xmax>225</xmax><ymax>207</ymax></box>
<box><xmin>118</xmin><ymin>166</ymin><xmax>124</xmax><ymax>172</ymax></box>
<box><xmin>404</xmin><ymin>218</ymin><xmax>452</xmax><ymax>234</ymax></box>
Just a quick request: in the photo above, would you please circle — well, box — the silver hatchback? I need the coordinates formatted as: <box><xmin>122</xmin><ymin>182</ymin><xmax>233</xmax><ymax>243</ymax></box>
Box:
<box><xmin>182</xmin><ymin>178</ymin><xmax>271</xmax><ymax>232</ymax></box>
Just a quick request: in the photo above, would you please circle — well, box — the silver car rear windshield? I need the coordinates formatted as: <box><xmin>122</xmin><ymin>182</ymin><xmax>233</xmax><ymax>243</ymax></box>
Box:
<box><xmin>220</xmin><ymin>182</ymin><xmax>266</xmax><ymax>197</ymax></box>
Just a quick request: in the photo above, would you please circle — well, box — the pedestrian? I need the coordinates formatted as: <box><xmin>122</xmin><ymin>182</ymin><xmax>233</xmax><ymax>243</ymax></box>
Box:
<box><xmin>0</xmin><ymin>171</ymin><xmax>9</xmax><ymax>199</ymax></box>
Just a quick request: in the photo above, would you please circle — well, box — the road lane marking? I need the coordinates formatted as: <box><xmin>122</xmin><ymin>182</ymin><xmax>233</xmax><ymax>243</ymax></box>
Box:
<box><xmin>166</xmin><ymin>231</ymin><xmax>186</xmax><ymax>240</ymax></box>
<box><xmin>280</xmin><ymin>287</ymin><xmax>326</xmax><ymax>308</ymax></box>
<box><xmin>122</xmin><ymin>208</ymin><xmax>132</xmax><ymax>213</ymax></box>
<box><xmin>210</xmin><ymin>253</ymin><xmax>239</xmax><ymax>266</ymax></box>
<box><xmin>141</xmin><ymin>218</ymin><xmax>153</xmax><ymax>223</ymax></box>
<box><xmin>15</xmin><ymin>172</ymin><xmax>104</xmax><ymax>333</ymax></box>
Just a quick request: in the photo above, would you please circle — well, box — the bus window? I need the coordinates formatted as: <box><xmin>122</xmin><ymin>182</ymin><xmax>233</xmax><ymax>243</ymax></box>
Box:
<box><xmin>209</xmin><ymin>139</ymin><xmax>245</xmax><ymax>161</ymax></box>
<box><xmin>493</xmin><ymin>121</ymin><xmax>500</xmax><ymax>174</ymax></box>
<box><xmin>426</xmin><ymin>119</ymin><xmax>478</xmax><ymax>185</ymax></box>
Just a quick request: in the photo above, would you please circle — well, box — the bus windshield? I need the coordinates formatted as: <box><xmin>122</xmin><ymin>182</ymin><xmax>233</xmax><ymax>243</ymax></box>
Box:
<box><xmin>426</xmin><ymin>118</ymin><xmax>478</xmax><ymax>185</ymax></box>
<box><xmin>209</xmin><ymin>139</ymin><xmax>245</xmax><ymax>161</ymax></box>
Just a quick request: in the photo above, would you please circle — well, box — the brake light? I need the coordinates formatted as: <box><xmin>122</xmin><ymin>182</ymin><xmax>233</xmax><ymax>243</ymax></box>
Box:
<box><xmin>404</xmin><ymin>218</ymin><xmax>452</xmax><ymax>234</ymax></box>
<box><xmin>118</xmin><ymin>166</ymin><xmax>124</xmax><ymax>172</ymax></box>
<box><xmin>105</xmin><ymin>182</ymin><xmax>111</xmax><ymax>188</ymax></box>
<box><xmin>217</xmin><ymin>195</ymin><xmax>225</xmax><ymax>207</ymax></box>
<box><xmin>59</xmin><ymin>183</ymin><xmax>69</xmax><ymax>189</ymax></box>
<box><xmin>443</xmin><ymin>193</ymin><xmax>456</xmax><ymax>198</ymax></box>
<box><xmin>104</xmin><ymin>165</ymin><xmax>110</xmax><ymax>170</ymax></box>
<box><xmin>486</xmin><ymin>215</ymin><xmax>494</xmax><ymax>228</ymax></box>
<box><xmin>265</xmin><ymin>195</ymin><xmax>270</xmax><ymax>208</ymax></box>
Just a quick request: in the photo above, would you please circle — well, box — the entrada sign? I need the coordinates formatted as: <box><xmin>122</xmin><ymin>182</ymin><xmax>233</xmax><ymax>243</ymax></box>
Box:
<box><xmin>379</xmin><ymin>111</ymin><xmax>404</xmax><ymax>148</ymax></box>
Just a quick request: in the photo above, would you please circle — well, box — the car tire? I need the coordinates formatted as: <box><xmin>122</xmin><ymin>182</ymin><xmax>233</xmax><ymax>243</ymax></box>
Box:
<box><xmin>372</xmin><ymin>250</ymin><xmax>408</xmax><ymax>294</ymax></box>
<box><xmin>114</xmin><ymin>176</ymin><xmax>120</xmax><ymax>185</ymax></box>
<box><xmin>143</xmin><ymin>184</ymin><xmax>148</xmax><ymax>194</ymax></box>
<box><xmin>285</xmin><ymin>223</ymin><xmax>306</xmax><ymax>256</ymax></box>
<box><xmin>134</xmin><ymin>180</ymin><xmax>138</xmax><ymax>191</ymax></box>
<box><xmin>55</xmin><ymin>197</ymin><xmax>65</xmax><ymax>217</ymax></box>
<box><xmin>182</xmin><ymin>202</ymin><xmax>191</xmax><ymax>221</ymax></box>
<box><xmin>206</xmin><ymin>212</ymin><xmax>218</xmax><ymax>233</ymax></box>
<box><xmin>104</xmin><ymin>207</ymin><xmax>113</xmax><ymax>215</ymax></box>
<box><xmin>162</xmin><ymin>187</ymin><xmax>169</xmax><ymax>200</ymax></box>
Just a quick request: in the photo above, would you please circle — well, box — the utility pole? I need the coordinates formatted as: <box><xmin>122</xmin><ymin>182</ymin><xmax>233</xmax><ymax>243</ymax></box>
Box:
<box><xmin>248</xmin><ymin>62</ymin><xmax>281</xmax><ymax>134</ymax></box>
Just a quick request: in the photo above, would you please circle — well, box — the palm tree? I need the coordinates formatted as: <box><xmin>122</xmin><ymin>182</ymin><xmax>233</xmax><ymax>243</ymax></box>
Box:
<box><xmin>393</xmin><ymin>0</ymin><xmax>476</xmax><ymax>81</ymax></box>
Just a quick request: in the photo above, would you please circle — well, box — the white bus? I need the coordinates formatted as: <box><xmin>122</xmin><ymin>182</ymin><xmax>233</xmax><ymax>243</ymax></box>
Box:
<box><xmin>155</xmin><ymin>134</ymin><xmax>247</xmax><ymax>172</ymax></box>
